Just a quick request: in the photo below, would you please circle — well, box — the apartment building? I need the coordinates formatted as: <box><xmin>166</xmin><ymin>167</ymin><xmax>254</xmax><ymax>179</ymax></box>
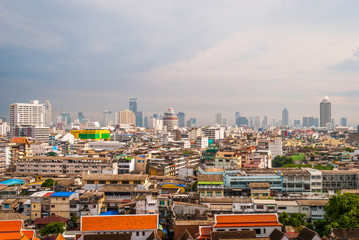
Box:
<box><xmin>197</xmin><ymin>174</ymin><xmax>224</xmax><ymax>199</ymax></box>
<box><xmin>30</xmin><ymin>191</ymin><xmax>54</xmax><ymax>221</ymax></box>
<box><xmin>83</xmin><ymin>174</ymin><xmax>150</xmax><ymax>190</ymax></box>
<box><xmin>321</xmin><ymin>170</ymin><xmax>359</xmax><ymax>191</ymax></box>
<box><xmin>50</xmin><ymin>192</ymin><xmax>79</xmax><ymax>219</ymax></box>
<box><xmin>16</xmin><ymin>155</ymin><xmax>117</xmax><ymax>174</ymax></box>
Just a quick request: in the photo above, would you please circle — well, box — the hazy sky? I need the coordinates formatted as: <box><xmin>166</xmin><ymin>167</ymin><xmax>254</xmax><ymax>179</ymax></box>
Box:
<box><xmin>1</xmin><ymin>0</ymin><xmax>359</xmax><ymax>125</ymax></box>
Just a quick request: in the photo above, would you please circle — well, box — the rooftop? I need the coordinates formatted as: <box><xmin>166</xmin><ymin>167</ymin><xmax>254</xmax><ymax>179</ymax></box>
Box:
<box><xmin>214</xmin><ymin>214</ymin><xmax>281</xmax><ymax>228</ymax></box>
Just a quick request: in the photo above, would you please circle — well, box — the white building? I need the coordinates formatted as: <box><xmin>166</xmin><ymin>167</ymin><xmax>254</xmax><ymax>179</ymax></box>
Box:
<box><xmin>303</xmin><ymin>168</ymin><xmax>322</xmax><ymax>192</ymax></box>
<box><xmin>196</xmin><ymin>136</ymin><xmax>208</xmax><ymax>149</ymax></box>
<box><xmin>118</xmin><ymin>110</ymin><xmax>136</xmax><ymax>126</ymax></box>
<box><xmin>188</xmin><ymin>128</ymin><xmax>202</xmax><ymax>141</ymax></box>
<box><xmin>268</xmin><ymin>139</ymin><xmax>283</xmax><ymax>157</ymax></box>
<box><xmin>204</xmin><ymin>126</ymin><xmax>224</xmax><ymax>140</ymax></box>
<box><xmin>163</xmin><ymin>107</ymin><xmax>178</xmax><ymax>131</ymax></box>
<box><xmin>10</xmin><ymin>100</ymin><xmax>45</xmax><ymax>128</ymax></box>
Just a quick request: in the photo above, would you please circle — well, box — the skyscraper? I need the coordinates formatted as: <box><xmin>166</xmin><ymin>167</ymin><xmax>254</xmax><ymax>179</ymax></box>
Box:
<box><xmin>44</xmin><ymin>100</ymin><xmax>52</xmax><ymax>126</ymax></box>
<box><xmin>129</xmin><ymin>98</ymin><xmax>137</xmax><ymax>113</ymax></box>
<box><xmin>163</xmin><ymin>107</ymin><xmax>178</xmax><ymax>131</ymax></box>
<box><xmin>215</xmin><ymin>113</ymin><xmax>222</xmax><ymax>125</ymax></box>
<box><xmin>262</xmin><ymin>116</ymin><xmax>268</xmax><ymax>128</ymax></box>
<box><xmin>136</xmin><ymin>111</ymin><xmax>143</xmax><ymax>127</ymax></box>
<box><xmin>78</xmin><ymin>112</ymin><xmax>85</xmax><ymax>123</ymax></box>
<box><xmin>103</xmin><ymin>110</ymin><xmax>115</xmax><ymax>127</ymax></box>
<box><xmin>177</xmin><ymin>112</ymin><xmax>185</xmax><ymax>128</ymax></box>
<box><xmin>144</xmin><ymin>116</ymin><xmax>149</xmax><ymax>128</ymax></box>
<box><xmin>340</xmin><ymin>117</ymin><xmax>347</xmax><ymax>127</ymax></box>
<box><xmin>320</xmin><ymin>96</ymin><xmax>331</xmax><ymax>128</ymax></box>
<box><xmin>118</xmin><ymin>110</ymin><xmax>136</xmax><ymax>125</ymax></box>
<box><xmin>282</xmin><ymin>108</ymin><xmax>289</xmax><ymax>126</ymax></box>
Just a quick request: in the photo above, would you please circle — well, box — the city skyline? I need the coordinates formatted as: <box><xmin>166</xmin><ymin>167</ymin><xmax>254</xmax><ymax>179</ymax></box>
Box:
<box><xmin>1</xmin><ymin>1</ymin><xmax>359</xmax><ymax>125</ymax></box>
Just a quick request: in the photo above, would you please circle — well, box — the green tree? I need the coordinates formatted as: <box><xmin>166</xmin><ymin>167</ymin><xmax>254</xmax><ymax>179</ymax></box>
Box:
<box><xmin>345</xmin><ymin>147</ymin><xmax>354</xmax><ymax>153</ymax></box>
<box><xmin>325</xmin><ymin>192</ymin><xmax>359</xmax><ymax>229</ymax></box>
<box><xmin>39</xmin><ymin>222</ymin><xmax>65</xmax><ymax>236</ymax></box>
<box><xmin>41</xmin><ymin>179</ymin><xmax>58</xmax><ymax>188</ymax></box>
<box><xmin>191</xmin><ymin>181</ymin><xmax>198</xmax><ymax>191</ymax></box>
<box><xmin>70</xmin><ymin>214</ymin><xmax>78</xmax><ymax>228</ymax></box>
<box><xmin>273</xmin><ymin>156</ymin><xmax>294</xmax><ymax>167</ymax></box>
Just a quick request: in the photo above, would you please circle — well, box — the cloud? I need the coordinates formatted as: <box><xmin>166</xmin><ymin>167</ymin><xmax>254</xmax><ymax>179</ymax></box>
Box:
<box><xmin>330</xmin><ymin>48</ymin><xmax>359</xmax><ymax>71</ymax></box>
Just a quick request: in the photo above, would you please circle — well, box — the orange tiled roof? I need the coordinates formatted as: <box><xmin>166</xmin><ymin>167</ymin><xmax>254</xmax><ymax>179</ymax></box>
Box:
<box><xmin>19</xmin><ymin>234</ymin><xmax>31</xmax><ymax>240</ymax></box>
<box><xmin>81</xmin><ymin>215</ymin><xmax>158</xmax><ymax>232</ymax></box>
<box><xmin>0</xmin><ymin>220</ymin><xmax>23</xmax><ymax>232</ymax></box>
<box><xmin>55</xmin><ymin>233</ymin><xmax>66</xmax><ymax>240</ymax></box>
<box><xmin>0</xmin><ymin>232</ymin><xmax>23</xmax><ymax>240</ymax></box>
<box><xmin>33</xmin><ymin>238</ymin><xmax>41</xmax><ymax>240</ymax></box>
<box><xmin>214</xmin><ymin>214</ymin><xmax>281</xmax><ymax>228</ymax></box>
<box><xmin>10</xmin><ymin>137</ymin><xmax>28</xmax><ymax>144</ymax></box>
<box><xmin>21</xmin><ymin>230</ymin><xmax>35</xmax><ymax>239</ymax></box>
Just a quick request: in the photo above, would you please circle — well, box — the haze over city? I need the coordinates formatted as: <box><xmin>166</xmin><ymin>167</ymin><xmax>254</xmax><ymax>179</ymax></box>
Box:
<box><xmin>1</xmin><ymin>0</ymin><xmax>359</xmax><ymax>125</ymax></box>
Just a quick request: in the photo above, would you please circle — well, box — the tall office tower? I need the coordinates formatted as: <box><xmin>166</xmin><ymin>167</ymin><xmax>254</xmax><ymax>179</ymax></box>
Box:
<box><xmin>254</xmin><ymin>116</ymin><xmax>260</xmax><ymax>128</ymax></box>
<box><xmin>177</xmin><ymin>112</ymin><xmax>185</xmax><ymax>128</ymax></box>
<box><xmin>272</xmin><ymin>119</ymin><xmax>276</xmax><ymax>126</ymax></box>
<box><xmin>262</xmin><ymin>116</ymin><xmax>268</xmax><ymax>128</ymax></box>
<box><xmin>314</xmin><ymin>117</ymin><xmax>319</xmax><ymax>128</ymax></box>
<box><xmin>340</xmin><ymin>117</ymin><xmax>347</xmax><ymax>127</ymax></box>
<box><xmin>320</xmin><ymin>96</ymin><xmax>331</xmax><ymax>128</ymax></box>
<box><xmin>223</xmin><ymin>118</ymin><xmax>227</xmax><ymax>126</ymax></box>
<box><xmin>215</xmin><ymin>113</ymin><xmax>223</xmax><ymax>125</ymax></box>
<box><xmin>129</xmin><ymin>98</ymin><xmax>137</xmax><ymax>113</ymax></box>
<box><xmin>103</xmin><ymin>110</ymin><xmax>115</xmax><ymax>127</ymax></box>
<box><xmin>294</xmin><ymin>120</ymin><xmax>301</xmax><ymax>127</ymax></box>
<box><xmin>60</xmin><ymin>111</ymin><xmax>71</xmax><ymax>124</ymax></box>
<box><xmin>238</xmin><ymin>117</ymin><xmax>248</xmax><ymax>126</ymax></box>
<box><xmin>44</xmin><ymin>100</ymin><xmax>52</xmax><ymax>126</ymax></box>
<box><xmin>78</xmin><ymin>112</ymin><xmax>85</xmax><ymax>123</ymax></box>
<box><xmin>144</xmin><ymin>116</ymin><xmax>149</xmax><ymax>128</ymax></box>
<box><xmin>118</xmin><ymin>110</ymin><xmax>136</xmax><ymax>125</ymax></box>
<box><xmin>235</xmin><ymin>112</ymin><xmax>240</xmax><ymax>126</ymax></box>
<box><xmin>249</xmin><ymin>117</ymin><xmax>253</xmax><ymax>128</ymax></box>
<box><xmin>282</xmin><ymin>108</ymin><xmax>289</xmax><ymax>126</ymax></box>
<box><xmin>135</xmin><ymin>111</ymin><xmax>143</xmax><ymax>127</ymax></box>
<box><xmin>10</xmin><ymin>100</ymin><xmax>45</xmax><ymax>128</ymax></box>
<box><xmin>303</xmin><ymin>117</ymin><xmax>315</xmax><ymax>128</ymax></box>
<box><xmin>153</xmin><ymin>114</ymin><xmax>158</xmax><ymax>119</ymax></box>
<box><xmin>163</xmin><ymin>107</ymin><xmax>178</xmax><ymax>131</ymax></box>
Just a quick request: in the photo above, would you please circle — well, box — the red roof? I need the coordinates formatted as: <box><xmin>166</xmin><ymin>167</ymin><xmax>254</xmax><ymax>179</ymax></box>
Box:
<box><xmin>0</xmin><ymin>232</ymin><xmax>23</xmax><ymax>239</ymax></box>
<box><xmin>21</xmin><ymin>230</ymin><xmax>35</xmax><ymax>239</ymax></box>
<box><xmin>34</xmin><ymin>215</ymin><xmax>68</xmax><ymax>225</ymax></box>
<box><xmin>198</xmin><ymin>226</ymin><xmax>212</xmax><ymax>239</ymax></box>
<box><xmin>43</xmin><ymin>192</ymin><xmax>54</xmax><ymax>197</ymax></box>
<box><xmin>81</xmin><ymin>215</ymin><xmax>158</xmax><ymax>232</ymax></box>
<box><xmin>10</xmin><ymin>137</ymin><xmax>29</xmax><ymax>144</ymax></box>
<box><xmin>214</xmin><ymin>214</ymin><xmax>281</xmax><ymax>228</ymax></box>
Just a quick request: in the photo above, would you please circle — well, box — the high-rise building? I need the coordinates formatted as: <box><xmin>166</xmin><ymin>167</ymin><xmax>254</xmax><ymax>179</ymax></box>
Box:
<box><xmin>235</xmin><ymin>112</ymin><xmax>240</xmax><ymax>126</ymax></box>
<box><xmin>177</xmin><ymin>112</ymin><xmax>185</xmax><ymax>128</ymax></box>
<box><xmin>314</xmin><ymin>117</ymin><xmax>319</xmax><ymax>128</ymax></box>
<box><xmin>103</xmin><ymin>110</ymin><xmax>115</xmax><ymax>127</ymax></box>
<box><xmin>249</xmin><ymin>117</ymin><xmax>253</xmax><ymax>128</ymax></box>
<box><xmin>78</xmin><ymin>112</ymin><xmax>85</xmax><ymax>123</ymax></box>
<box><xmin>163</xmin><ymin>107</ymin><xmax>178</xmax><ymax>131</ymax></box>
<box><xmin>282</xmin><ymin>108</ymin><xmax>289</xmax><ymax>126</ymax></box>
<box><xmin>215</xmin><ymin>113</ymin><xmax>222</xmax><ymax>125</ymax></box>
<box><xmin>294</xmin><ymin>120</ymin><xmax>301</xmax><ymax>127</ymax></box>
<box><xmin>129</xmin><ymin>98</ymin><xmax>137</xmax><ymax>113</ymax></box>
<box><xmin>223</xmin><ymin>118</ymin><xmax>227</xmax><ymax>126</ymax></box>
<box><xmin>118</xmin><ymin>110</ymin><xmax>136</xmax><ymax>125</ymax></box>
<box><xmin>262</xmin><ymin>116</ymin><xmax>268</xmax><ymax>128</ymax></box>
<box><xmin>60</xmin><ymin>112</ymin><xmax>71</xmax><ymax>125</ymax></box>
<box><xmin>320</xmin><ymin>96</ymin><xmax>331</xmax><ymax>128</ymax></box>
<box><xmin>238</xmin><ymin>117</ymin><xmax>248</xmax><ymax>126</ymax></box>
<box><xmin>254</xmin><ymin>116</ymin><xmax>260</xmax><ymax>128</ymax></box>
<box><xmin>340</xmin><ymin>117</ymin><xmax>347</xmax><ymax>127</ymax></box>
<box><xmin>153</xmin><ymin>114</ymin><xmax>158</xmax><ymax>119</ymax></box>
<box><xmin>44</xmin><ymin>100</ymin><xmax>52</xmax><ymax>126</ymax></box>
<box><xmin>136</xmin><ymin>111</ymin><xmax>143</xmax><ymax>127</ymax></box>
<box><xmin>144</xmin><ymin>116</ymin><xmax>149</xmax><ymax>128</ymax></box>
<box><xmin>10</xmin><ymin>100</ymin><xmax>45</xmax><ymax>128</ymax></box>
<box><xmin>303</xmin><ymin>117</ymin><xmax>315</xmax><ymax>128</ymax></box>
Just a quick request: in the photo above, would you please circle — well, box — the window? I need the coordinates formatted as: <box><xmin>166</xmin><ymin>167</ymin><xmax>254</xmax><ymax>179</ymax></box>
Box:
<box><xmin>159</xmin><ymin>201</ymin><xmax>164</xmax><ymax>205</ymax></box>
<box><xmin>110</xmin><ymin>181</ymin><xmax>117</xmax><ymax>184</ymax></box>
<box><xmin>51</xmin><ymin>205</ymin><xmax>55</xmax><ymax>208</ymax></box>
<box><xmin>99</xmin><ymin>181</ymin><xmax>106</xmax><ymax>184</ymax></box>
<box><xmin>33</xmin><ymin>205</ymin><xmax>36</xmax><ymax>208</ymax></box>
<box><xmin>134</xmin><ymin>181</ymin><xmax>141</xmax><ymax>184</ymax></box>
<box><xmin>35</xmin><ymin>213</ymin><xmax>37</xmax><ymax>216</ymax></box>
<box><xmin>255</xmin><ymin>229</ymin><xmax>261</xmax><ymax>234</ymax></box>
<box><xmin>142</xmin><ymin>232</ymin><xmax>145</xmax><ymax>236</ymax></box>
<box><xmin>122</xmin><ymin>181</ymin><xmax>129</xmax><ymax>184</ymax></box>
<box><xmin>62</xmin><ymin>198</ymin><xmax>66</xmax><ymax>201</ymax></box>
<box><xmin>257</xmin><ymin>205</ymin><xmax>264</xmax><ymax>209</ymax></box>
<box><xmin>229</xmin><ymin>229</ymin><xmax>237</xmax><ymax>231</ymax></box>
<box><xmin>87</xmin><ymin>181</ymin><xmax>94</xmax><ymax>184</ymax></box>
<box><xmin>136</xmin><ymin>232</ymin><xmax>139</xmax><ymax>236</ymax></box>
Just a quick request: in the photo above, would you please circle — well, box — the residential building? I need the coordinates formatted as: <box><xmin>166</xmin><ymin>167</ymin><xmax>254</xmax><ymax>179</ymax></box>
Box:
<box><xmin>80</xmin><ymin>214</ymin><xmax>159</xmax><ymax>240</ymax></box>
<box><xmin>212</xmin><ymin>214</ymin><xmax>281</xmax><ymax>238</ymax></box>
<box><xmin>82</xmin><ymin>174</ymin><xmax>150</xmax><ymax>190</ymax></box>
<box><xmin>297</xmin><ymin>199</ymin><xmax>328</xmax><ymax>220</ymax></box>
<box><xmin>197</xmin><ymin>174</ymin><xmax>224</xmax><ymax>198</ymax></box>
<box><xmin>50</xmin><ymin>192</ymin><xmax>79</xmax><ymax>219</ymax></box>
<box><xmin>321</xmin><ymin>170</ymin><xmax>359</xmax><ymax>191</ymax></box>
<box><xmin>118</xmin><ymin>110</ymin><xmax>136</xmax><ymax>126</ymax></box>
<box><xmin>16</xmin><ymin>155</ymin><xmax>117</xmax><ymax>175</ymax></box>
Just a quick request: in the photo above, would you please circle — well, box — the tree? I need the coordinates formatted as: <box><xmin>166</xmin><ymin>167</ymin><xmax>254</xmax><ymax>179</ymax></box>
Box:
<box><xmin>70</xmin><ymin>214</ymin><xmax>79</xmax><ymax>228</ymax></box>
<box><xmin>39</xmin><ymin>222</ymin><xmax>65</xmax><ymax>236</ymax></box>
<box><xmin>273</xmin><ymin>156</ymin><xmax>294</xmax><ymax>167</ymax></box>
<box><xmin>41</xmin><ymin>179</ymin><xmax>58</xmax><ymax>188</ymax></box>
<box><xmin>324</xmin><ymin>192</ymin><xmax>359</xmax><ymax>229</ymax></box>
